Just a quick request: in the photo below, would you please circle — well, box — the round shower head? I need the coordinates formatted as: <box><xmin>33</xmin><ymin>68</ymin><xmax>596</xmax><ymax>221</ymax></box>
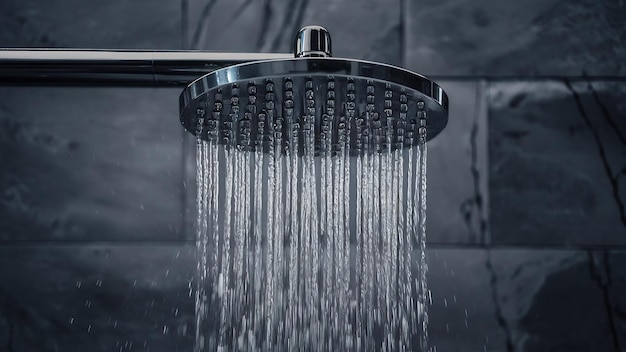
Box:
<box><xmin>179</xmin><ymin>26</ymin><xmax>448</xmax><ymax>155</ymax></box>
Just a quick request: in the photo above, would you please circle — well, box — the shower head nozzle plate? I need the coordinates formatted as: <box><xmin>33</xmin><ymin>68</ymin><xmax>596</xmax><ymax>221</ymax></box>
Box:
<box><xmin>180</xmin><ymin>57</ymin><xmax>448</xmax><ymax>154</ymax></box>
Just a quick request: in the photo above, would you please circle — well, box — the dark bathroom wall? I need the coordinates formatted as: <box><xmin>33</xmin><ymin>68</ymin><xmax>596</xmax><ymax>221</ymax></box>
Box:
<box><xmin>0</xmin><ymin>0</ymin><xmax>625</xmax><ymax>351</ymax></box>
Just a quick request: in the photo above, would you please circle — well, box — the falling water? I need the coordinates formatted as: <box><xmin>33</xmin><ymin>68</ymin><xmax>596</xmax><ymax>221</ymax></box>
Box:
<box><xmin>193</xmin><ymin>79</ymin><xmax>429</xmax><ymax>352</ymax></box>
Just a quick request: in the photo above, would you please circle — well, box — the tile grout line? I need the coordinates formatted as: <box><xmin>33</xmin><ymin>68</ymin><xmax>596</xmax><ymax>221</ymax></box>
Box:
<box><xmin>456</xmin><ymin>79</ymin><xmax>514</xmax><ymax>351</ymax></box>
<box><xmin>460</xmin><ymin>81</ymin><xmax>486</xmax><ymax>244</ymax></box>
<box><xmin>481</xmin><ymin>79</ymin><xmax>490</xmax><ymax>242</ymax></box>
<box><xmin>470</xmin><ymin>80</ymin><xmax>514</xmax><ymax>352</ymax></box>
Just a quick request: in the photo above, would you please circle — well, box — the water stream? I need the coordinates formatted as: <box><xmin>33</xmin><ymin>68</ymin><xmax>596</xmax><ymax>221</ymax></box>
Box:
<box><xmin>193</xmin><ymin>88</ymin><xmax>429</xmax><ymax>352</ymax></box>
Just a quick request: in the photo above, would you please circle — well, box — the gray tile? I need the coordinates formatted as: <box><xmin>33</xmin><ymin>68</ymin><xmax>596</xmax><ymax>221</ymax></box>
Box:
<box><xmin>405</xmin><ymin>0</ymin><xmax>626</xmax><ymax>76</ymax></box>
<box><xmin>608</xmin><ymin>251</ymin><xmax>626</xmax><ymax>350</ymax></box>
<box><xmin>186</xmin><ymin>0</ymin><xmax>266</xmax><ymax>51</ymax></box>
<box><xmin>187</xmin><ymin>0</ymin><xmax>402</xmax><ymax>64</ymax></box>
<box><xmin>430</xmin><ymin>248</ymin><xmax>618</xmax><ymax>351</ymax></box>
<box><xmin>427</xmin><ymin>249</ymin><xmax>505</xmax><ymax>352</ymax></box>
<box><xmin>0</xmin><ymin>246</ymin><xmax>195</xmax><ymax>352</ymax></box>
<box><xmin>489</xmin><ymin>81</ymin><xmax>626</xmax><ymax>246</ymax></box>
<box><xmin>0</xmin><ymin>246</ymin><xmax>505</xmax><ymax>352</ymax></box>
<box><xmin>490</xmin><ymin>249</ymin><xmax>615</xmax><ymax>352</ymax></box>
<box><xmin>182</xmin><ymin>133</ymin><xmax>197</xmax><ymax>241</ymax></box>
<box><xmin>0</xmin><ymin>246</ymin><xmax>618</xmax><ymax>351</ymax></box>
<box><xmin>427</xmin><ymin>81</ymin><xmax>488</xmax><ymax>244</ymax></box>
<box><xmin>0</xmin><ymin>87</ymin><xmax>185</xmax><ymax>241</ymax></box>
<box><xmin>0</xmin><ymin>0</ymin><xmax>181</xmax><ymax>48</ymax></box>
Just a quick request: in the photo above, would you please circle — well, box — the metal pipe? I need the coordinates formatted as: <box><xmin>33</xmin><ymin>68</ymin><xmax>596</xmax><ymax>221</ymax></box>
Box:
<box><xmin>0</xmin><ymin>49</ymin><xmax>293</xmax><ymax>87</ymax></box>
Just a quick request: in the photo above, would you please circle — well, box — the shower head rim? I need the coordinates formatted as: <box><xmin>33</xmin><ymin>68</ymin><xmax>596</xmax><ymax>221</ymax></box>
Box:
<box><xmin>179</xmin><ymin>56</ymin><xmax>449</xmax><ymax>143</ymax></box>
<box><xmin>180</xmin><ymin>56</ymin><xmax>448</xmax><ymax>110</ymax></box>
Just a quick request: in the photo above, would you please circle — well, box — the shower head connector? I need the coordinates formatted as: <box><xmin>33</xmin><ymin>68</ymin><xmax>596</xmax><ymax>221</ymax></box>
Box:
<box><xmin>294</xmin><ymin>25</ymin><xmax>332</xmax><ymax>58</ymax></box>
<box><xmin>180</xmin><ymin>26</ymin><xmax>448</xmax><ymax>155</ymax></box>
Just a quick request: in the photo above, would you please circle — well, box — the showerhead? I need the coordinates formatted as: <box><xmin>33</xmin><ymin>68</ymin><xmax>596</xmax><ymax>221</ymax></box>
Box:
<box><xmin>179</xmin><ymin>26</ymin><xmax>448</xmax><ymax>155</ymax></box>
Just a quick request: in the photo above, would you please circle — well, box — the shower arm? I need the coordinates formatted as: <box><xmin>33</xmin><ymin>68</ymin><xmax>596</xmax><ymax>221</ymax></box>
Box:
<box><xmin>0</xmin><ymin>49</ymin><xmax>293</xmax><ymax>87</ymax></box>
<box><xmin>0</xmin><ymin>26</ymin><xmax>332</xmax><ymax>87</ymax></box>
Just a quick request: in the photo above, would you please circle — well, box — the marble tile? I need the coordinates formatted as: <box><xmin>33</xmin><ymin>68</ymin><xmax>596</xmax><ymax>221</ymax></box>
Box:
<box><xmin>182</xmin><ymin>134</ymin><xmax>197</xmax><ymax>241</ymax></box>
<box><xmin>187</xmin><ymin>0</ymin><xmax>402</xmax><ymax>64</ymax></box>
<box><xmin>0</xmin><ymin>246</ymin><xmax>501</xmax><ymax>351</ymax></box>
<box><xmin>608</xmin><ymin>251</ymin><xmax>626</xmax><ymax>351</ymax></box>
<box><xmin>427</xmin><ymin>81</ymin><xmax>489</xmax><ymax>244</ymax></box>
<box><xmin>405</xmin><ymin>0</ymin><xmax>626</xmax><ymax>76</ymax></box>
<box><xmin>0</xmin><ymin>246</ymin><xmax>618</xmax><ymax>351</ymax></box>
<box><xmin>0</xmin><ymin>246</ymin><xmax>195</xmax><ymax>352</ymax></box>
<box><xmin>490</xmin><ymin>249</ymin><xmax>615</xmax><ymax>352</ymax></box>
<box><xmin>430</xmin><ymin>248</ymin><xmax>624</xmax><ymax>352</ymax></box>
<box><xmin>0</xmin><ymin>87</ymin><xmax>185</xmax><ymax>241</ymax></box>
<box><xmin>489</xmin><ymin>81</ymin><xmax>626</xmax><ymax>246</ymax></box>
<box><xmin>427</xmin><ymin>249</ymin><xmax>505</xmax><ymax>352</ymax></box>
<box><xmin>0</xmin><ymin>0</ymin><xmax>181</xmax><ymax>48</ymax></box>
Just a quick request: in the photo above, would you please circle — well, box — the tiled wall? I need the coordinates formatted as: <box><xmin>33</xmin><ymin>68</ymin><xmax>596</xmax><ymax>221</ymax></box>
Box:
<box><xmin>1</xmin><ymin>0</ymin><xmax>624</xmax><ymax>351</ymax></box>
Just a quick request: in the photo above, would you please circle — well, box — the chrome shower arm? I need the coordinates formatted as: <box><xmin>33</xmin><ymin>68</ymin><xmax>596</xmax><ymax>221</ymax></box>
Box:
<box><xmin>0</xmin><ymin>49</ymin><xmax>293</xmax><ymax>87</ymax></box>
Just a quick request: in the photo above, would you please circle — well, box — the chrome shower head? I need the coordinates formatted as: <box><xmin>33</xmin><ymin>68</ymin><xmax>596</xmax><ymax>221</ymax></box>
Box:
<box><xmin>179</xmin><ymin>26</ymin><xmax>448</xmax><ymax>155</ymax></box>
